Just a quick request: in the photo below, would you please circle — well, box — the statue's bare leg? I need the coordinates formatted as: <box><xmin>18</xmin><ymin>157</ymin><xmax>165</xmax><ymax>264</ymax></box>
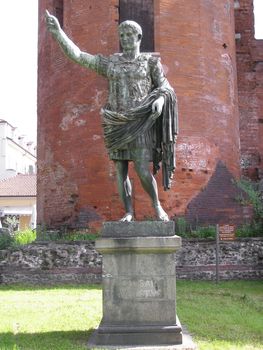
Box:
<box><xmin>134</xmin><ymin>160</ymin><xmax>169</xmax><ymax>221</ymax></box>
<box><xmin>115</xmin><ymin>160</ymin><xmax>134</xmax><ymax>222</ymax></box>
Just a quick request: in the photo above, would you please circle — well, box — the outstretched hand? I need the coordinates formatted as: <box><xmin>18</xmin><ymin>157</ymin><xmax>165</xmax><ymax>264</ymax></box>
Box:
<box><xmin>152</xmin><ymin>96</ymin><xmax>165</xmax><ymax>116</ymax></box>
<box><xmin>45</xmin><ymin>10</ymin><xmax>61</xmax><ymax>34</ymax></box>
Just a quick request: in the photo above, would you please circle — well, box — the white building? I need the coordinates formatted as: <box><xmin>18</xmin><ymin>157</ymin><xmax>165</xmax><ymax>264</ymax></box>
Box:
<box><xmin>0</xmin><ymin>119</ymin><xmax>36</xmax><ymax>180</ymax></box>
<box><xmin>0</xmin><ymin>174</ymin><xmax>37</xmax><ymax>230</ymax></box>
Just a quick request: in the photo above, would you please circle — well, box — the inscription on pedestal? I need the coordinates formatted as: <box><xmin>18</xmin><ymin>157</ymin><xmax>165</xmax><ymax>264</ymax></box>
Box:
<box><xmin>117</xmin><ymin>278</ymin><xmax>164</xmax><ymax>299</ymax></box>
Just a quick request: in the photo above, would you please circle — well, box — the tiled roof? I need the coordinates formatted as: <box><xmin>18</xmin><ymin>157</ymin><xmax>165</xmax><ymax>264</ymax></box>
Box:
<box><xmin>0</xmin><ymin>174</ymin><xmax>36</xmax><ymax>197</ymax></box>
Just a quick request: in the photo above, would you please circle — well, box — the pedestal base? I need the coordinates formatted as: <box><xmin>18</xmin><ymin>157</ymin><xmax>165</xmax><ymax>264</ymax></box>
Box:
<box><xmin>90</xmin><ymin>221</ymin><xmax>183</xmax><ymax>348</ymax></box>
<box><xmin>89</xmin><ymin>320</ymin><xmax>182</xmax><ymax>347</ymax></box>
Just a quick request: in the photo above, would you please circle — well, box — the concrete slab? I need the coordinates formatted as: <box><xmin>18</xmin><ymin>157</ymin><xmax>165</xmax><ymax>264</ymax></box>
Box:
<box><xmin>101</xmin><ymin>221</ymin><xmax>175</xmax><ymax>237</ymax></box>
<box><xmin>87</xmin><ymin>322</ymin><xmax>197</xmax><ymax>350</ymax></box>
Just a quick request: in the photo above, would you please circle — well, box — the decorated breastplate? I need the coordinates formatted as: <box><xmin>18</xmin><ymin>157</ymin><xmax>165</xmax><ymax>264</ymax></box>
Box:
<box><xmin>107</xmin><ymin>54</ymin><xmax>152</xmax><ymax>112</ymax></box>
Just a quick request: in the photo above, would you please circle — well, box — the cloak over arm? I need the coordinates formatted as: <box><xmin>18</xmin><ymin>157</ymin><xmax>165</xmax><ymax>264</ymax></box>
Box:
<box><xmin>150</xmin><ymin>56</ymin><xmax>179</xmax><ymax>190</ymax></box>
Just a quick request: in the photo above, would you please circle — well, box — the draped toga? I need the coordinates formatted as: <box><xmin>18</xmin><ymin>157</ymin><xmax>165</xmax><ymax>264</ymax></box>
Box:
<box><xmin>91</xmin><ymin>52</ymin><xmax>178</xmax><ymax>190</ymax></box>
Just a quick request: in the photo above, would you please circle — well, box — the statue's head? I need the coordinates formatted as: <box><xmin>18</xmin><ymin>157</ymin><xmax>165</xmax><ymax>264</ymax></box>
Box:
<box><xmin>119</xmin><ymin>20</ymin><xmax>142</xmax><ymax>50</ymax></box>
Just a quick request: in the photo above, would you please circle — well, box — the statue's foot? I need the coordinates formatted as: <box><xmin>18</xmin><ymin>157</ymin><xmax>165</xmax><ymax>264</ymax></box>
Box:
<box><xmin>119</xmin><ymin>213</ymin><xmax>134</xmax><ymax>222</ymax></box>
<box><xmin>154</xmin><ymin>204</ymin><xmax>169</xmax><ymax>222</ymax></box>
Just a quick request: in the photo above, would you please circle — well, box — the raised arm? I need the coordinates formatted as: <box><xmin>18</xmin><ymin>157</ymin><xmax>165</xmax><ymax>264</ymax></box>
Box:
<box><xmin>45</xmin><ymin>10</ymin><xmax>96</xmax><ymax>69</ymax></box>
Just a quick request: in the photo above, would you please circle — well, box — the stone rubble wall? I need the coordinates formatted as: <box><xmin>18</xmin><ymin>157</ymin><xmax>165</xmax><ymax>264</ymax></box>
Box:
<box><xmin>0</xmin><ymin>241</ymin><xmax>102</xmax><ymax>285</ymax></box>
<box><xmin>0</xmin><ymin>238</ymin><xmax>262</xmax><ymax>284</ymax></box>
<box><xmin>176</xmin><ymin>237</ymin><xmax>263</xmax><ymax>280</ymax></box>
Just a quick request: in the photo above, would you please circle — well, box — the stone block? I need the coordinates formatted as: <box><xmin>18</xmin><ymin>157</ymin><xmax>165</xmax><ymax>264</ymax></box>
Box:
<box><xmin>101</xmin><ymin>221</ymin><xmax>175</xmax><ymax>237</ymax></box>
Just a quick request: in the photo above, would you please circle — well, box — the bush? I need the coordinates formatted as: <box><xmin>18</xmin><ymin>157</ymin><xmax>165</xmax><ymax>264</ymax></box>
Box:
<box><xmin>190</xmin><ymin>225</ymin><xmax>216</xmax><ymax>239</ymax></box>
<box><xmin>0</xmin><ymin>232</ymin><xmax>14</xmax><ymax>250</ymax></box>
<box><xmin>236</xmin><ymin>179</ymin><xmax>263</xmax><ymax>218</ymax></box>
<box><xmin>236</xmin><ymin>222</ymin><xmax>263</xmax><ymax>238</ymax></box>
<box><xmin>14</xmin><ymin>229</ymin><xmax>37</xmax><ymax>245</ymax></box>
<box><xmin>176</xmin><ymin>217</ymin><xmax>189</xmax><ymax>237</ymax></box>
<box><xmin>0</xmin><ymin>229</ymin><xmax>37</xmax><ymax>250</ymax></box>
<box><xmin>235</xmin><ymin>178</ymin><xmax>263</xmax><ymax>237</ymax></box>
<box><xmin>2</xmin><ymin>215</ymin><xmax>19</xmax><ymax>233</ymax></box>
<box><xmin>175</xmin><ymin>218</ymin><xmax>216</xmax><ymax>239</ymax></box>
<box><xmin>64</xmin><ymin>232</ymin><xmax>98</xmax><ymax>241</ymax></box>
<box><xmin>0</xmin><ymin>227</ymin><xmax>98</xmax><ymax>250</ymax></box>
<box><xmin>36</xmin><ymin>226</ymin><xmax>99</xmax><ymax>242</ymax></box>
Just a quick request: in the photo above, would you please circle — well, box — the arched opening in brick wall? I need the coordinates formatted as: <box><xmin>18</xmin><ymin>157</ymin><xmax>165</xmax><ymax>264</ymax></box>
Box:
<box><xmin>254</xmin><ymin>0</ymin><xmax>263</xmax><ymax>39</ymax></box>
<box><xmin>54</xmin><ymin>0</ymin><xmax>64</xmax><ymax>29</ymax></box>
<box><xmin>119</xmin><ymin>0</ymin><xmax>154</xmax><ymax>52</ymax></box>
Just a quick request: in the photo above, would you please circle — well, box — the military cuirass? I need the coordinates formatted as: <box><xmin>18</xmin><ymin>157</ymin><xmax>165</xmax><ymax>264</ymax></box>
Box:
<box><xmin>106</xmin><ymin>54</ymin><xmax>152</xmax><ymax>112</ymax></box>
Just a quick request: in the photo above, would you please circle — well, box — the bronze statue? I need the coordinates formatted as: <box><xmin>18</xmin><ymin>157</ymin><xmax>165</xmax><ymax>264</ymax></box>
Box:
<box><xmin>45</xmin><ymin>11</ymin><xmax>178</xmax><ymax>222</ymax></box>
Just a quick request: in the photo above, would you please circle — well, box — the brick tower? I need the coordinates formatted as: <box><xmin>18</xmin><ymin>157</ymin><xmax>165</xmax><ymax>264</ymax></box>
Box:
<box><xmin>38</xmin><ymin>0</ymin><xmax>246</xmax><ymax>229</ymax></box>
<box><xmin>235</xmin><ymin>0</ymin><xmax>263</xmax><ymax>180</ymax></box>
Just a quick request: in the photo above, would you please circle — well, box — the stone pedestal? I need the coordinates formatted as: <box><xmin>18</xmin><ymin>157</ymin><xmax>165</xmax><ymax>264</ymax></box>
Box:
<box><xmin>88</xmin><ymin>221</ymin><xmax>182</xmax><ymax>347</ymax></box>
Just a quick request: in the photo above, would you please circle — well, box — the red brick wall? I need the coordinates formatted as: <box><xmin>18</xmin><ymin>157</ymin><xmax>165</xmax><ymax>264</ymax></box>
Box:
<box><xmin>38</xmin><ymin>0</ymin><xmax>120</xmax><ymax>228</ymax></box>
<box><xmin>38</xmin><ymin>0</ymin><xmax>245</xmax><ymax>229</ymax></box>
<box><xmin>235</xmin><ymin>0</ymin><xmax>263</xmax><ymax>180</ymax></box>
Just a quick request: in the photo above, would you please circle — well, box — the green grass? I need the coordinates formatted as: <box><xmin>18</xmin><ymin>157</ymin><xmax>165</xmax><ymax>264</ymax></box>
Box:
<box><xmin>0</xmin><ymin>285</ymin><xmax>102</xmax><ymax>350</ymax></box>
<box><xmin>0</xmin><ymin>281</ymin><xmax>262</xmax><ymax>350</ymax></box>
<box><xmin>177</xmin><ymin>281</ymin><xmax>263</xmax><ymax>350</ymax></box>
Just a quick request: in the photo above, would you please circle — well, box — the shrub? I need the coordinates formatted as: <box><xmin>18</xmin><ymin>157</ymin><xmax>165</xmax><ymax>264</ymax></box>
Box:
<box><xmin>175</xmin><ymin>218</ymin><xmax>216</xmax><ymax>239</ymax></box>
<box><xmin>2</xmin><ymin>215</ymin><xmax>19</xmax><ymax>233</ymax></box>
<box><xmin>176</xmin><ymin>217</ymin><xmax>188</xmax><ymax>237</ymax></box>
<box><xmin>36</xmin><ymin>226</ymin><xmax>99</xmax><ymax>242</ymax></box>
<box><xmin>64</xmin><ymin>232</ymin><xmax>98</xmax><ymax>241</ymax></box>
<box><xmin>0</xmin><ymin>229</ymin><xmax>37</xmax><ymax>250</ymax></box>
<box><xmin>235</xmin><ymin>178</ymin><xmax>263</xmax><ymax>237</ymax></box>
<box><xmin>0</xmin><ymin>232</ymin><xmax>14</xmax><ymax>250</ymax></box>
<box><xmin>190</xmin><ymin>225</ymin><xmax>216</xmax><ymax>239</ymax></box>
<box><xmin>14</xmin><ymin>229</ymin><xmax>37</xmax><ymax>245</ymax></box>
<box><xmin>36</xmin><ymin>228</ymin><xmax>62</xmax><ymax>241</ymax></box>
<box><xmin>236</xmin><ymin>179</ymin><xmax>263</xmax><ymax>218</ymax></box>
<box><xmin>236</xmin><ymin>222</ymin><xmax>263</xmax><ymax>238</ymax></box>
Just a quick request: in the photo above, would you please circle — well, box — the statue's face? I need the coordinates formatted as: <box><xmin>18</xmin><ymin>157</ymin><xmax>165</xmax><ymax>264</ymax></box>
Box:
<box><xmin>119</xmin><ymin>27</ymin><xmax>141</xmax><ymax>50</ymax></box>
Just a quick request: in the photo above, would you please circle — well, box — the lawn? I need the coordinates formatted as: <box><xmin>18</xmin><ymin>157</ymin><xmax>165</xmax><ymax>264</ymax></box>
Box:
<box><xmin>0</xmin><ymin>281</ymin><xmax>262</xmax><ymax>350</ymax></box>
<box><xmin>177</xmin><ymin>281</ymin><xmax>263</xmax><ymax>350</ymax></box>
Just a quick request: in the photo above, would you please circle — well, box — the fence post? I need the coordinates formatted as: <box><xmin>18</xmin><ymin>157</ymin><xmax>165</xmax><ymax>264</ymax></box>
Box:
<box><xmin>216</xmin><ymin>224</ymin><xmax>220</xmax><ymax>283</ymax></box>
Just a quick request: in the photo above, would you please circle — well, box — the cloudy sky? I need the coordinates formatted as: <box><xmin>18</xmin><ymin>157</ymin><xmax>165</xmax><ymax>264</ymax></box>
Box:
<box><xmin>0</xmin><ymin>1</ymin><xmax>262</xmax><ymax>142</ymax></box>
<box><xmin>0</xmin><ymin>0</ymin><xmax>38</xmax><ymax>141</ymax></box>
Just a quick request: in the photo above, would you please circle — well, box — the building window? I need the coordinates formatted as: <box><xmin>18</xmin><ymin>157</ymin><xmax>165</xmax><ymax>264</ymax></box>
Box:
<box><xmin>54</xmin><ymin>0</ymin><xmax>64</xmax><ymax>28</ymax></box>
<box><xmin>254</xmin><ymin>0</ymin><xmax>263</xmax><ymax>39</ymax></box>
<box><xmin>119</xmin><ymin>0</ymin><xmax>154</xmax><ymax>52</ymax></box>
